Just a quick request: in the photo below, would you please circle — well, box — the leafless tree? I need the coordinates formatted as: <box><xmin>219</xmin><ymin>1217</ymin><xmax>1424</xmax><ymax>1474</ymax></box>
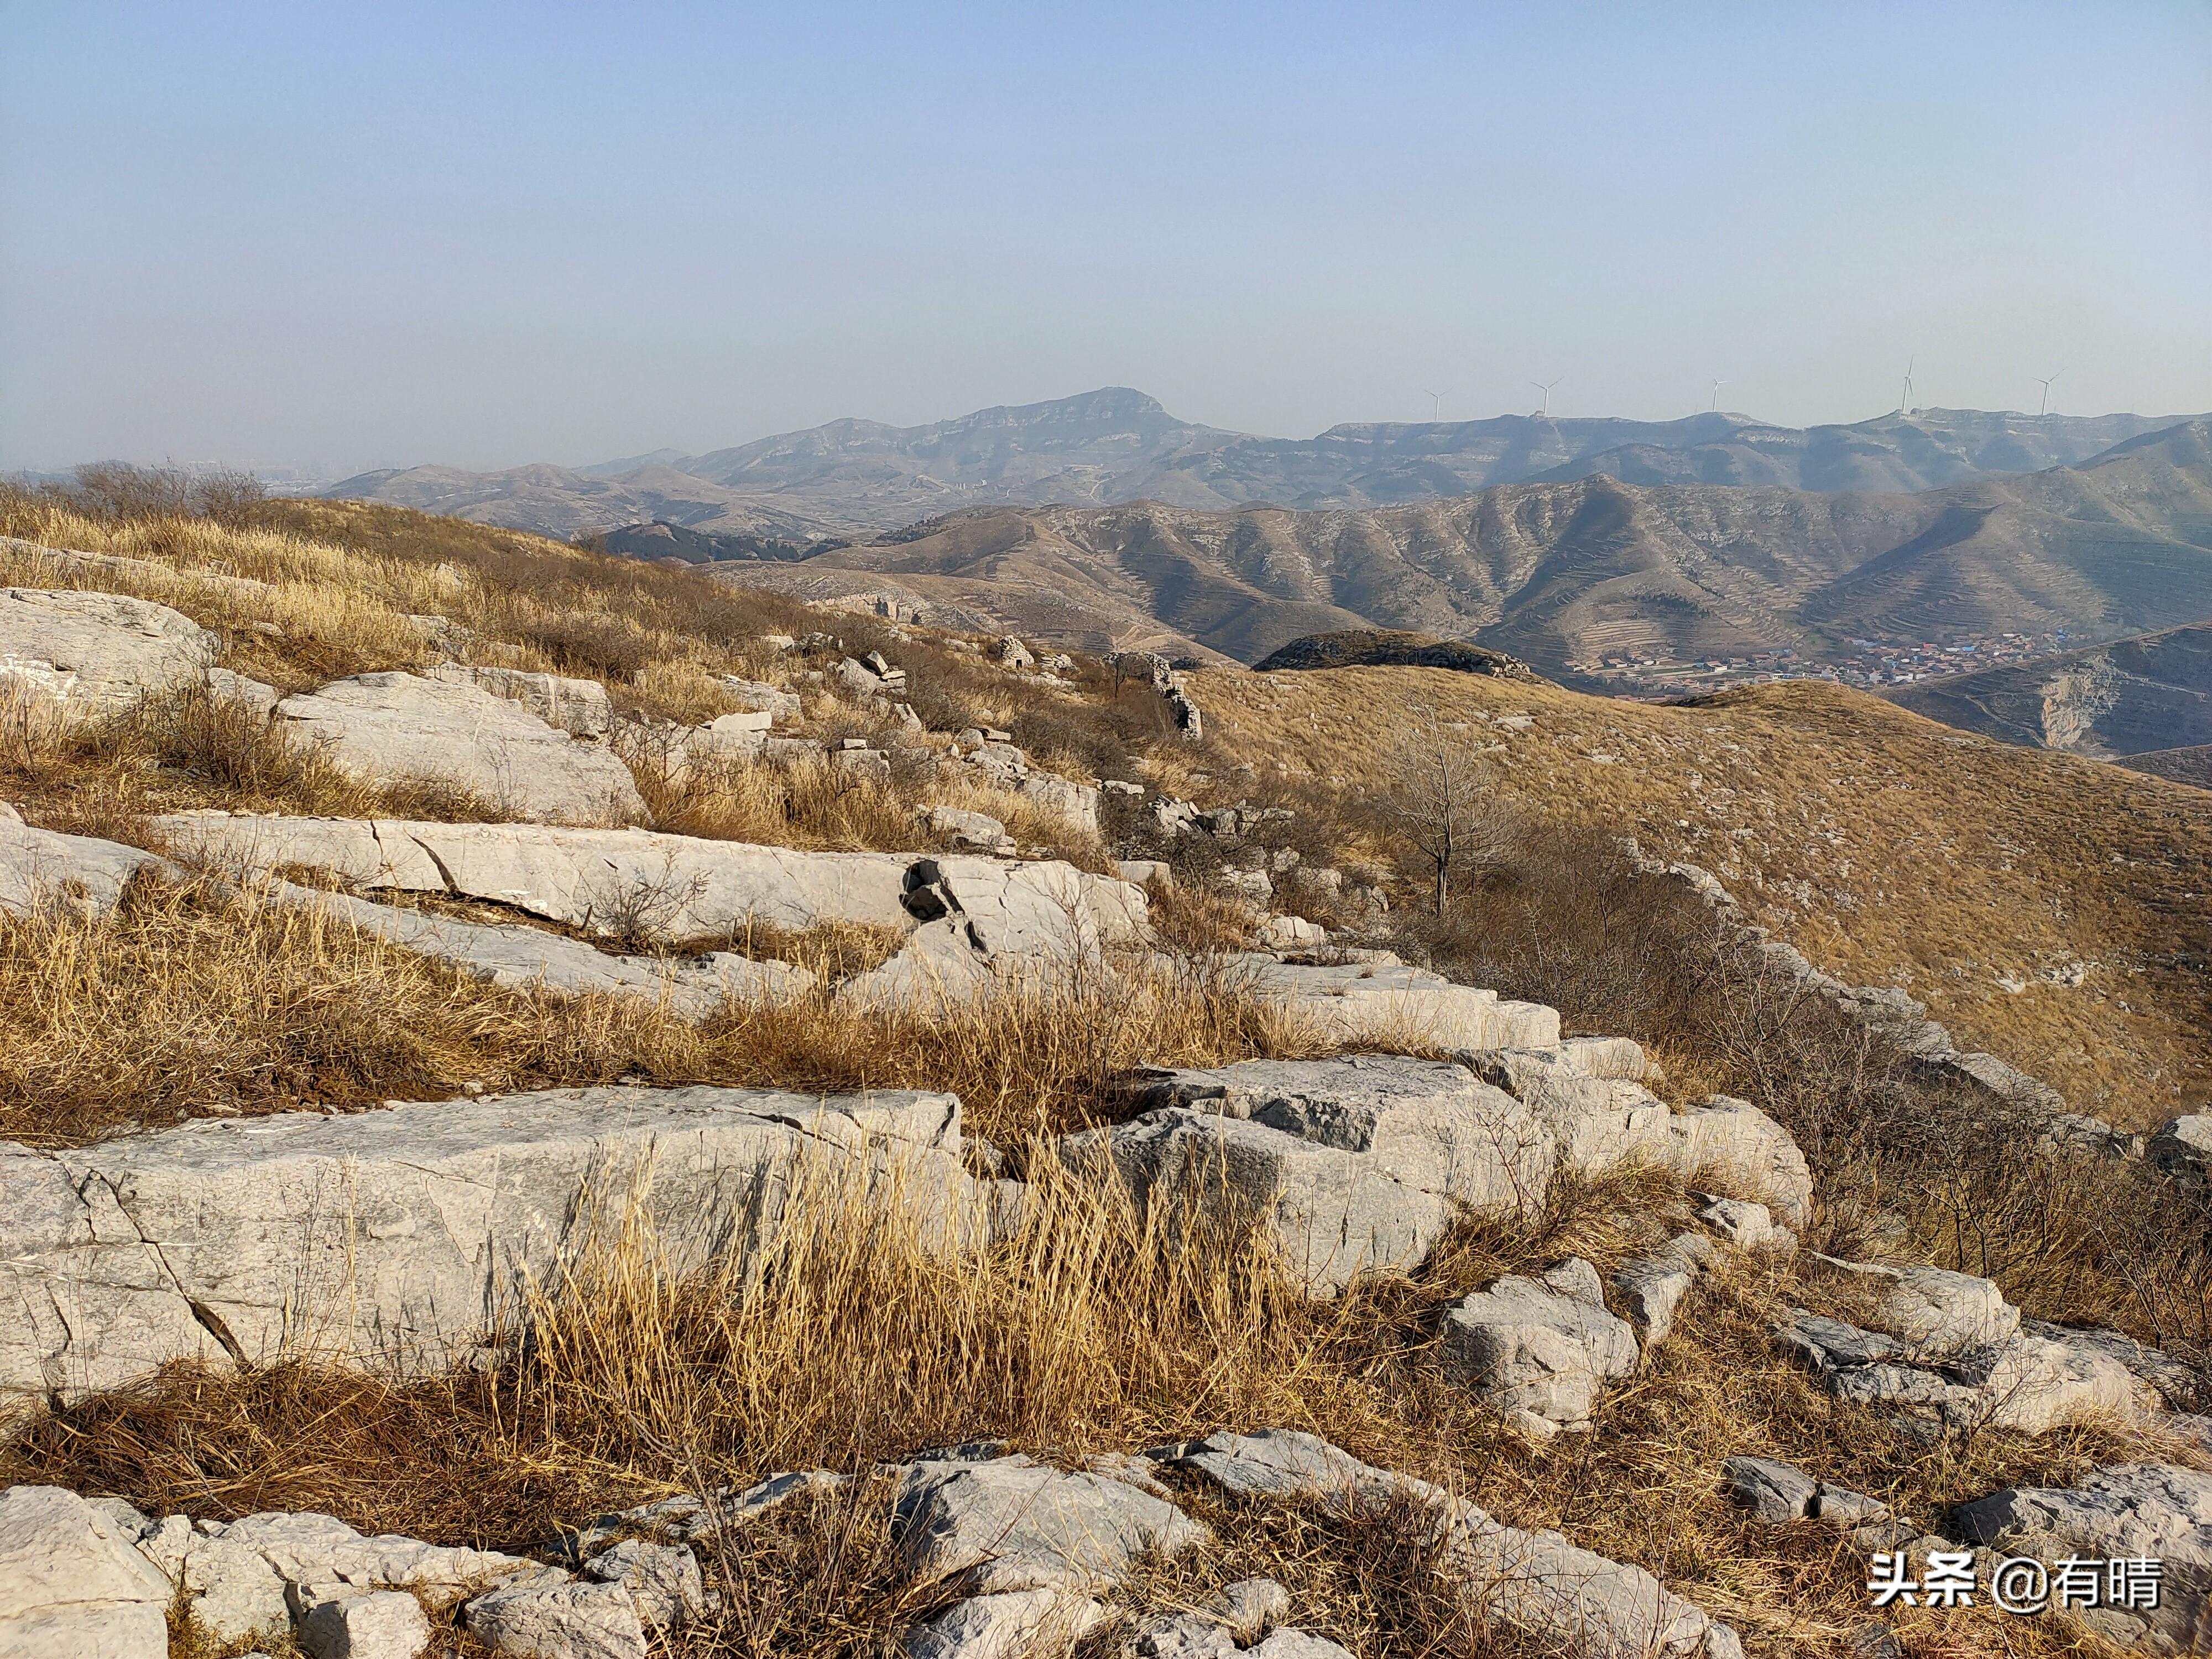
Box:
<box><xmin>1378</xmin><ymin>719</ymin><xmax>1511</xmax><ymax>915</ymax></box>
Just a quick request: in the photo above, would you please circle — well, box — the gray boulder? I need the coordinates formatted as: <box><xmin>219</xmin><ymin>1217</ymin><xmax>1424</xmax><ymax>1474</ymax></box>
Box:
<box><xmin>904</xmin><ymin>1587</ymin><xmax>1108</xmax><ymax>1658</ymax></box>
<box><xmin>425</xmin><ymin>664</ymin><xmax>612</xmax><ymax>739</ymax></box>
<box><xmin>582</xmin><ymin>1540</ymin><xmax>703</xmax><ymax>1630</ymax></box>
<box><xmin>1720</xmin><ymin>1458</ymin><xmax>1887</xmax><ymax>1527</ymax></box>
<box><xmin>199</xmin><ymin>1509</ymin><xmax>552</xmax><ymax>1607</ymax></box>
<box><xmin>921</xmin><ymin>805</ymin><xmax>1015</xmax><ymax>855</ymax></box>
<box><xmin>206</xmin><ymin>666</ymin><xmax>283</xmax><ymax>719</ymax></box>
<box><xmin>139</xmin><ymin>1515</ymin><xmax>291</xmax><ymax>1645</ymax></box>
<box><xmin>1663</xmin><ymin>1098</ymin><xmax>1815</xmax><ymax>1228</ymax></box>
<box><xmin>1014</xmin><ymin>771</ymin><xmax>1099</xmax><ymax>837</ymax></box>
<box><xmin>0</xmin><ymin>804</ymin><xmax>167</xmax><ymax>920</ymax></box>
<box><xmin>1809</xmin><ymin>1259</ymin><xmax>2021</xmax><ymax>1359</ymax></box>
<box><xmin>1720</xmin><ymin>1457</ymin><xmax>1818</xmax><ymax>1522</ymax></box>
<box><xmin>841</xmin><ymin>857</ymin><xmax>1151</xmax><ymax>1008</ymax></box>
<box><xmin>1955</xmin><ymin>1463</ymin><xmax>2212</xmax><ymax>1652</ymax></box>
<box><xmin>893</xmin><ymin>1453</ymin><xmax>1207</xmax><ymax>1595</ymax></box>
<box><xmin>1440</xmin><ymin>1258</ymin><xmax>1640</xmax><ymax>1425</ymax></box>
<box><xmin>717</xmin><ymin>676</ymin><xmax>801</xmax><ymax>722</ymax></box>
<box><xmin>157</xmin><ymin>813</ymin><xmax>919</xmax><ymax>939</ymax></box>
<box><xmin>0</xmin><ymin>1084</ymin><xmax>977</xmax><ymax>1402</ymax></box>
<box><xmin>1610</xmin><ymin>1233</ymin><xmax>1714</xmax><ymax>1346</ymax></box>
<box><xmin>294</xmin><ymin>1587</ymin><xmax>433</xmax><ymax>1658</ymax></box>
<box><xmin>1164</xmin><ymin>1430</ymin><xmax>1740</xmax><ymax>1658</ymax></box>
<box><xmin>0</xmin><ymin>587</ymin><xmax>218</xmax><ymax>718</ymax></box>
<box><xmin>272</xmin><ymin>672</ymin><xmax>645</xmax><ymax>824</ymax></box>
<box><xmin>1065</xmin><ymin>1056</ymin><xmax>1552</xmax><ymax>1296</ymax></box>
<box><xmin>0</xmin><ymin>1485</ymin><xmax>173</xmax><ymax>1659</ymax></box>
<box><xmin>464</xmin><ymin>1579</ymin><xmax>646</xmax><ymax>1659</ymax></box>
<box><xmin>1778</xmin><ymin>1306</ymin><xmax>2153</xmax><ymax>1435</ymax></box>
<box><xmin>1697</xmin><ymin>1197</ymin><xmax>1787</xmax><ymax>1250</ymax></box>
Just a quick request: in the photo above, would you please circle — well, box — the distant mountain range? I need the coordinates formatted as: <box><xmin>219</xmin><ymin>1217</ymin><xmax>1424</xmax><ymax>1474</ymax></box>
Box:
<box><xmin>323</xmin><ymin>387</ymin><xmax>2205</xmax><ymax>541</ymax></box>
<box><xmin>708</xmin><ymin>421</ymin><xmax>2212</xmax><ymax>673</ymax></box>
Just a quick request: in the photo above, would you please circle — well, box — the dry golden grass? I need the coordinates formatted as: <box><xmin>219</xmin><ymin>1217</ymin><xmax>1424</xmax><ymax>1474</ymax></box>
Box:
<box><xmin>1188</xmin><ymin>663</ymin><xmax>2212</xmax><ymax>1130</ymax></box>
<box><xmin>0</xmin><ymin>873</ymin><xmax>1321</xmax><ymax>1148</ymax></box>
<box><xmin>3</xmin><ymin>1159</ymin><xmax>2154</xmax><ymax>1658</ymax></box>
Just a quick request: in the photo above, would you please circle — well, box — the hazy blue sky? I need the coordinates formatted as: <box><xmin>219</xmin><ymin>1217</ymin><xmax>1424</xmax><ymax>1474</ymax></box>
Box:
<box><xmin>4</xmin><ymin>1</ymin><xmax>2208</xmax><ymax>474</ymax></box>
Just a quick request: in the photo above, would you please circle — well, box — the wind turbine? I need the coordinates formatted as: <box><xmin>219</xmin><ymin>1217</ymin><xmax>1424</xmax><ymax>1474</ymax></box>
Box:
<box><xmin>1899</xmin><ymin>357</ymin><xmax>1915</xmax><ymax>415</ymax></box>
<box><xmin>1530</xmin><ymin>378</ymin><xmax>1562</xmax><ymax>419</ymax></box>
<box><xmin>1424</xmin><ymin>388</ymin><xmax>1448</xmax><ymax>420</ymax></box>
<box><xmin>1708</xmin><ymin>379</ymin><xmax>1727</xmax><ymax>413</ymax></box>
<box><xmin>2033</xmin><ymin>372</ymin><xmax>2063</xmax><ymax>417</ymax></box>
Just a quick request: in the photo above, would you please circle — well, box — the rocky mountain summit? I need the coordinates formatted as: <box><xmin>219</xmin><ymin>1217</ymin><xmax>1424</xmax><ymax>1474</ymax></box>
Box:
<box><xmin>2</xmin><ymin>492</ymin><xmax>2209</xmax><ymax>1658</ymax></box>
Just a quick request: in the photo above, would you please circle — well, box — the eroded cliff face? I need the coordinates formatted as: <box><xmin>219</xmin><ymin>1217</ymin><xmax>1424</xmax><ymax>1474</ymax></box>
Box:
<box><xmin>2036</xmin><ymin>657</ymin><xmax>2124</xmax><ymax>754</ymax></box>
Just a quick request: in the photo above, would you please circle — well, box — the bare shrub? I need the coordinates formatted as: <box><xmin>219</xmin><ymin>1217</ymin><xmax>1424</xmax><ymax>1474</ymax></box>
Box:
<box><xmin>67</xmin><ymin>462</ymin><xmax>267</xmax><ymax>529</ymax></box>
<box><xmin>1372</xmin><ymin>722</ymin><xmax>1515</xmax><ymax>915</ymax></box>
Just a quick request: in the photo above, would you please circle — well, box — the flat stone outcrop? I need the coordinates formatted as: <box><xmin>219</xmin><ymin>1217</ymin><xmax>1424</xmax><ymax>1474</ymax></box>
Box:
<box><xmin>905</xmin><ymin>1587</ymin><xmax>1107</xmax><ymax>1657</ymax></box>
<box><xmin>1610</xmin><ymin>1234</ymin><xmax>1715</xmax><ymax>1347</ymax></box>
<box><xmin>0</xmin><ymin>1084</ymin><xmax>977</xmax><ymax>1404</ymax></box>
<box><xmin>1163</xmin><ymin>1430</ymin><xmax>1742</xmax><ymax>1658</ymax></box>
<box><xmin>0</xmin><ymin>1486</ymin><xmax>173</xmax><ymax>1658</ymax></box>
<box><xmin>1719</xmin><ymin>1458</ymin><xmax>1887</xmax><ymax>1527</ymax></box>
<box><xmin>160</xmin><ymin>815</ymin><xmax>1152</xmax><ymax>1009</ymax></box>
<box><xmin>274</xmin><ymin>880</ymin><xmax>812</xmax><ymax>1015</ymax></box>
<box><xmin>1440</xmin><ymin>1258</ymin><xmax>1640</xmax><ymax>1425</ymax></box>
<box><xmin>1471</xmin><ymin>1055</ymin><xmax>1813</xmax><ymax>1226</ymax></box>
<box><xmin>0</xmin><ymin>805</ymin><xmax>167</xmax><ymax>920</ymax></box>
<box><xmin>1063</xmin><ymin>1057</ymin><xmax>1553</xmax><ymax>1296</ymax></box>
<box><xmin>270</xmin><ymin>672</ymin><xmax>645</xmax><ymax>823</ymax></box>
<box><xmin>0</xmin><ymin>587</ymin><xmax>218</xmax><ymax>719</ymax></box>
<box><xmin>425</xmin><ymin>662</ymin><xmax>614</xmax><ymax>738</ymax></box>
<box><xmin>1778</xmin><ymin>1282</ymin><xmax>2155</xmax><ymax>1436</ymax></box>
<box><xmin>1954</xmin><ymin>1463</ymin><xmax>2212</xmax><ymax>1652</ymax></box>
<box><xmin>157</xmin><ymin>813</ymin><xmax>920</xmax><ymax>938</ymax></box>
<box><xmin>893</xmin><ymin>1452</ymin><xmax>1207</xmax><ymax>1595</ymax></box>
<box><xmin>1229</xmin><ymin>952</ymin><xmax>1560</xmax><ymax>1051</ymax></box>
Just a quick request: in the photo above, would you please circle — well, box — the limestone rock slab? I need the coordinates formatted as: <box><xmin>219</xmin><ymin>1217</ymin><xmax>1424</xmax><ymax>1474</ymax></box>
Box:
<box><xmin>1066</xmin><ymin>1057</ymin><xmax>1552</xmax><ymax>1296</ymax></box>
<box><xmin>157</xmin><ymin>813</ymin><xmax>918</xmax><ymax>940</ymax></box>
<box><xmin>273</xmin><ymin>880</ymin><xmax>811</xmax><ymax>1016</ymax></box>
<box><xmin>893</xmin><ymin>1453</ymin><xmax>1206</xmax><ymax>1595</ymax></box>
<box><xmin>0</xmin><ymin>587</ymin><xmax>218</xmax><ymax>718</ymax></box>
<box><xmin>0</xmin><ymin>807</ymin><xmax>168</xmax><ymax>920</ymax></box>
<box><xmin>0</xmin><ymin>1084</ymin><xmax>974</xmax><ymax>1402</ymax></box>
<box><xmin>0</xmin><ymin>1485</ymin><xmax>173</xmax><ymax>1659</ymax></box>
<box><xmin>1440</xmin><ymin>1258</ymin><xmax>1640</xmax><ymax>1425</ymax></box>
<box><xmin>272</xmin><ymin>672</ymin><xmax>644</xmax><ymax>824</ymax></box>
<box><xmin>1164</xmin><ymin>1431</ymin><xmax>1739</xmax><ymax>1659</ymax></box>
<box><xmin>425</xmin><ymin>664</ymin><xmax>613</xmax><ymax>739</ymax></box>
<box><xmin>1955</xmin><ymin>1463</ymin><xmax>2212</xmax><ymax>1652</ymax></box>
<box><xmin>1232</xmin><ymin>955</ymin><xmax>1559</xmax><ymax>1051</ymax></box>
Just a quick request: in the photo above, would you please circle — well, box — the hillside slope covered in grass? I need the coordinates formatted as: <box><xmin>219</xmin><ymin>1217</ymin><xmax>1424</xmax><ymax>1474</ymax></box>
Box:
<box><xmin>1185</xmin><ymin>665</ymin><xmax>2212</xmax><ymax>1126</ymax></box>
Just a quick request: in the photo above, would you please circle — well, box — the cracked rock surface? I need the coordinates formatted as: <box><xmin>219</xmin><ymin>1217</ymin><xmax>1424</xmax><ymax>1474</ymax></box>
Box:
<box><xmin>0</xmin><ymin>1084</ymin><xmax>977</xmax><ymax>1402</ymax></box>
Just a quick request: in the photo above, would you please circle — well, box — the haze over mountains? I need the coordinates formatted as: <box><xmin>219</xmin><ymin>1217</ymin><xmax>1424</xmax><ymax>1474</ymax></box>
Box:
<box><xmin>325</xmin><ymin>387</ymin><xmax>2201</xmax><ymax>542</ymax></box>
<box><xmin>712</xmin><ymin>420</ymin><xmax>2212</xmax><ymax>677</ymax></box>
